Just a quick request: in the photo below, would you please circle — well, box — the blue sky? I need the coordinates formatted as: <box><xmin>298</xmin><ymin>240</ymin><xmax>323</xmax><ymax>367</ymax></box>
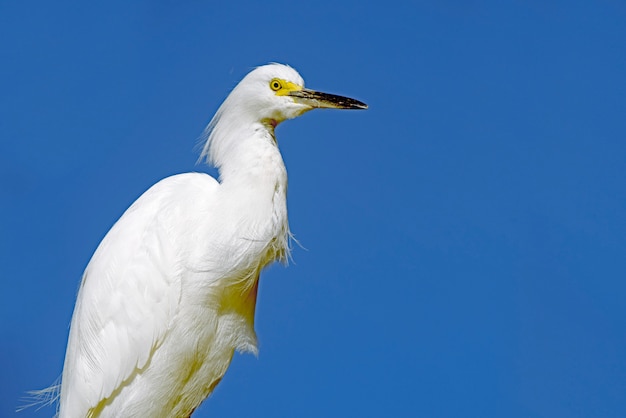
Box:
<box><xmin>2</xmin><ymin>1</ymin><xmax>626</xmax><ymax>417</ymax></box>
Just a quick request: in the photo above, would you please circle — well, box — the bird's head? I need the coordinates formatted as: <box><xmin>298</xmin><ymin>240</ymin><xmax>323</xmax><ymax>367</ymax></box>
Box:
<box><xmin>200</xmin><ymin>63</ymin><xmax>367</xmax><ymax>169</ymax></box>
<box><xmin>225</xmin><ymin>63</ymin><xmax>367</xmax><ymax>127</ymax></box>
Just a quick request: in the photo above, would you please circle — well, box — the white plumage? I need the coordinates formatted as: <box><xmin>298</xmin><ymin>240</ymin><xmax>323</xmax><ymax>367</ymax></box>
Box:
<box><xmin>57</xmin><ymin>63</ymin><xmax>366</xmax><ymax>417</ymax></box>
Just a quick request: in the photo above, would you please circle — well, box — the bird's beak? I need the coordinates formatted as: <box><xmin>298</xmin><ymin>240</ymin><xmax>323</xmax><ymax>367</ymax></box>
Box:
<box><xmin>288</xmin><ymin>88</ymin><xmax>368</xmax><ymax>110</ymax></box>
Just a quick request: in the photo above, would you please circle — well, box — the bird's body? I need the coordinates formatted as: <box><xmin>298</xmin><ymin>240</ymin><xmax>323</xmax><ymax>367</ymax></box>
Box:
<box><xmin>56</xmin><ymin>63</ymin><xmax>366</xmax><ymax>417</ymax></box>
<box><xmin>61</xmin><ymin>169</ymin><xmax>285</xmax><ymax>417</ymax></box>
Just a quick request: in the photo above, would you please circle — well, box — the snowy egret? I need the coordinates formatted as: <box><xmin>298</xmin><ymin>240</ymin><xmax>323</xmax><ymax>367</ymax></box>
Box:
<box><xmin>57</xmin><ymin>63</ymin><xmax>366</xmax><ymax>417</ymax></box>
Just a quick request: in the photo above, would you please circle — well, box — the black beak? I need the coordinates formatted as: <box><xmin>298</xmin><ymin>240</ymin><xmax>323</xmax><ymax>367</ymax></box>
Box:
<box><xmin>288</xmin><ymin>88</ymin><xmax>368</xmax><ymax>110</ymax></box>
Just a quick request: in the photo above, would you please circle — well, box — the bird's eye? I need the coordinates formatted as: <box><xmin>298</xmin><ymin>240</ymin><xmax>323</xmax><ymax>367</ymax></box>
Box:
<box><xmin>270</xmin><ymin>79</ymin><xmax>282</xmax><ymax>91</ymax></box>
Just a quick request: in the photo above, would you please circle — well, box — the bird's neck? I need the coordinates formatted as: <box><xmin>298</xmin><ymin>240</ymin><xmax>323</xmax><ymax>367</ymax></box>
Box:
<box><xmin>213</xmin><ymin>120</ymin><xmax>291</xmax><ymax>265</ymax></box>
<box><xmin>214</xmin><ymin>121</ymin><xmax>287</xmax><ymax>190</ymax></box>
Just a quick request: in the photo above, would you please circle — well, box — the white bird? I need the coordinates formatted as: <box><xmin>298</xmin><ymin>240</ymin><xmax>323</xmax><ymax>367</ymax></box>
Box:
<box><xmin>57</xmin><ymin>63</ymin><xmax>367</xmax><ymax>417</ymax></box>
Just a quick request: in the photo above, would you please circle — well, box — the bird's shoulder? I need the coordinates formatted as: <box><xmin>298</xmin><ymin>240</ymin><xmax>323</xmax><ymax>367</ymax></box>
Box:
<box><xmin>135</xmin><ymin>172</ymin><xmax>220</xmax><ymax>207</ymax></box>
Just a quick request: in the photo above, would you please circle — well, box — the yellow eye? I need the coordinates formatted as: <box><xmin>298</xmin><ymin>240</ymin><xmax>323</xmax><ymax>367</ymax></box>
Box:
<box><xmin>269</xmin><ymin>79</ymin><xmax>282</xmax><ymax>91</ymax></box>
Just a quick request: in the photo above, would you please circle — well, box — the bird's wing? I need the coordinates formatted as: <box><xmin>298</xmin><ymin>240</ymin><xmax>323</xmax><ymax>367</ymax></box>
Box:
<box><xmin>59</xmin><ymin>173</ymin><xmax>218</xmax><ymax>416</ymax></box>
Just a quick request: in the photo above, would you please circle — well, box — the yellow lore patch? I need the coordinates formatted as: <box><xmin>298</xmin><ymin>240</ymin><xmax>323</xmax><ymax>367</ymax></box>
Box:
<box><xmin>269</xmin><ymin>78</ymin><xmax>303</xmax><ymax>96</ymax></box>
